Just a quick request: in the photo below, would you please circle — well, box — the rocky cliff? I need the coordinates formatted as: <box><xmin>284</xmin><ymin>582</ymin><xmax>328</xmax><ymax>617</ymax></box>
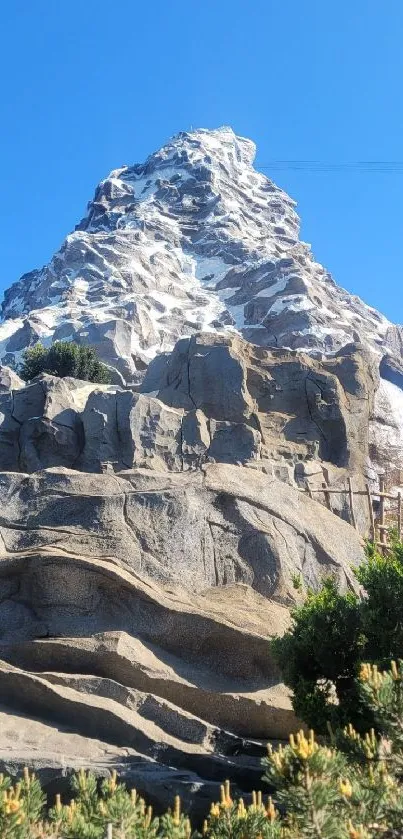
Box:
<box><xmin>0</xmin><ymin>333</ymin><xmax>369</xmax><ymax>809</ymax></box>
<box><xmin>0</xmin><ymin>126</ymin><xmax>401</xmax><ymax>808</ymax></box>
<box><xmin>1</xmin><ymin>127</ymin><xmax>402</xmax><ymax>482</ymax></box>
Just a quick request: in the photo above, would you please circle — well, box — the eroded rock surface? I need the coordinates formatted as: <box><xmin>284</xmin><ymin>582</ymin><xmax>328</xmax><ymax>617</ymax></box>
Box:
<box><xmin>0</xmin><ymin>532</ymin><xmax>293</xmax><ymax>807</ymax></box>
<box><xmin>0</xmin><ymin>334</ymin><xmax>378</xmax><ymax>493</ymax></box>
<box><xmin>0</xmin><ymin>463</ymin><xmax>363</xmax><ymax>600</ymax></box>
<box><xmin>0</xmin><ymin>458</ymin><xmax>364</xmax><ymax>804</ymax></box>
<box><xmin>142</xmin><ymin>334</ymin><xmax>378</xmax><ymax>474</ymax></box>
<box><xmin>1</xmin><ymin>124</ymin><xmax>394</xmax><ymax>804</ymax></box>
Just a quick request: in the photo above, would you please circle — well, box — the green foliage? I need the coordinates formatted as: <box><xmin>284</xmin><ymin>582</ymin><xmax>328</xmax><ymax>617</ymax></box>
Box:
<box><xmin>19</xmin><ymin>341</ymin><xmax>111</xmax><ymax>384</ymax></box>
<box><xmin>291</xmin><ymin>572</ymin><xmax>303</xmax><ymax>591</ymax></box>
<box><xmin>203</xmin><ymin>783</ymin><xmax>280</xmax><ymax>839</ymax></box>
<box><xmin>262</xmin><ymin>661</ymin><xmax>403</xmax><ymax>837</ymax></box>
<box><xmin>0</xmin><ymin>767</ymin><xmax>45</xmax><ymax>839</ymax></box>
<box><xmin>357</xmin><ymin>538</ymin><xmax>403</xmax><ymax>662</ymax></box>
<box><xmin>1</xmin><ymin>767</ymin><xmax>192</xmax><ymax>839</ymax></box>
<box><xmin>272</xmin><ymin>540</ymin><xmax>403</xmax><ymax>731</ymax></box>
<box><xmin>272</xmin><ymin>578</ymin><xmax>365</xmax><ymax>731</ymax></box>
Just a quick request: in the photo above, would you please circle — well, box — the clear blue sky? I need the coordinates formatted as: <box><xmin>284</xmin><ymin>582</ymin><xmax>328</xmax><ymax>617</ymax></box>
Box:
<box><xmin>2</xmin><ymin>0</ymin><xmax>403</xmax><ymax>322</ymax></box>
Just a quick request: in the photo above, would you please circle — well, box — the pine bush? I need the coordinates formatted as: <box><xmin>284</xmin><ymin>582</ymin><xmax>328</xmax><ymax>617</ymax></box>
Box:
<box><xmin>272</xmin><ymin>538</ymin><xmax>403</xmax><ymax>732</ymax></box>
<box><xmin>19</xmin><ymin>341</ymin><xmax>111</xmax><ymax>384</ymax></box>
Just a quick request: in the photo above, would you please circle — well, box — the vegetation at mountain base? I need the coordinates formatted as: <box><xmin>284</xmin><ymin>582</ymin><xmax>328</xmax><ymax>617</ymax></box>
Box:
<box><xmin>272</xmin><ymin>537</ymin><xmax>403</xmax><ymax>733</ymax></box>
<box><xmin>19</xmin><ymin>341</ymin><xmax>111</xmax><ymax>384</ymax></box>
<box><xmin>3</xmin><ymin>660</ymin><xmax>403</xmax><ymax>837</ymax></box>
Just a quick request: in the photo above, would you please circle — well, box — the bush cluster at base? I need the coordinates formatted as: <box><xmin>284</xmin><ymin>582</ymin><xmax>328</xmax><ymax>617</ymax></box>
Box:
<box><xmin>19</xmin><ymin>341</ymin><xmax>111</xmax><ymax>384</ymax></box>
<box><xmin>3</xmin><ymin>659</ymin><xmax>403</xmax><ymax>838</ymax></box>
<box><xmin>272</xmin><ymin>537</ymin><xmax>403</xmax><ymax>732</ymax></box>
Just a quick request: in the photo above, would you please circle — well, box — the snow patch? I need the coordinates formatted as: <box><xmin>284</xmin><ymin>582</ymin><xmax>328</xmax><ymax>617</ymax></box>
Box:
<box><xmin>268</xmin><ymin>295</ymin><xmax>315</xmax><ymax>316</ymax></box>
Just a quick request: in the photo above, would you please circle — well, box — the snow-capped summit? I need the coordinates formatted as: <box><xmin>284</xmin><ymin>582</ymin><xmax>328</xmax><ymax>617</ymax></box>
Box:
<box><xmin>1</xmin><ymin>127</ymin><xmax>403</xmax><ymax>478</ymax></box>
<box><xmin>0</xmin><ymin>127</ymin><xmax>300</xmax><ymax>378</ymax></box>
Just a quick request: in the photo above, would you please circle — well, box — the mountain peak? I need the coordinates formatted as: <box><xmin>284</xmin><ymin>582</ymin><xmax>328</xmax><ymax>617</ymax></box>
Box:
<box><xmin>155</xmin><ymin>125</ymin><xmax>257</xmax><ymax>167</ymax></box>
<box><xmin>0</xmin><ymin>126</ymin><xmax>400</xmax><ymax>393</ymax></box>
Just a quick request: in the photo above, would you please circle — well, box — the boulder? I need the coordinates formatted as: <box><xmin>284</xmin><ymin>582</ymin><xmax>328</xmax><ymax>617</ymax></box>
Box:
<box><xmin>0</xmin><ymin>375</ymin><xmax>119</xmax><ymax>473</ymax></box>
<box><xmin>0</xmin><ymin>366</ymin><xmax>25</xmax><ymax>392</ymax></box>
<box><xmin>79</xmin><ymin>390</ymin><xmax>185</xmax><ymax>472</ymax></box>
<box><xmin>0</xmin><ymin>463</ymin><xmax>363</xmax><ymax>601</ymax></box>
<box><xmin>3</xmin><ymin>319</ymin><xmax>41</xmax><ymax>355</ymax></box>
<box><xmin>75</xmin><ymin>319</ymin><xmax>137</xmax><ymax>381</ymax></box>
<box><xmin>208</xmin><ymin>420</ymin><xmax>261</xmax><ymax>463</ymax></box>
<box><xmin>117</xmin><ymin>392</ymin><xmax>185</xmax><ymax>471</ymax></box>
<box><xmin>141</xmin><ymin>334</ymin><xmax>255</xmax><ymax>422</ymax></box>
<box><xmin>142</xmin><ymin>333</ymin><xmax>378</xmax><ymax>474</ymax></box>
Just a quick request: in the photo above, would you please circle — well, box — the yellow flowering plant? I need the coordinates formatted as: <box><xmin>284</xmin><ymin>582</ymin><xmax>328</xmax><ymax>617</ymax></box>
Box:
<box><xmin>203</xmin><ymin>782</ymin><xmax>281</xmax><ymax>839</ymax></box>
<box><xmin>0</xmin><ymin>769</ymin><xmax>45</xmax><ymax>839</ymax></box>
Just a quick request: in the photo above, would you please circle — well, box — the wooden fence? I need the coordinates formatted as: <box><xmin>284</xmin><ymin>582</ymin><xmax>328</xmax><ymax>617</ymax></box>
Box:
<box><xmin>304</xmin><ymin>476</ymin><xmax>402</xmax><ymax>553</ymax></box>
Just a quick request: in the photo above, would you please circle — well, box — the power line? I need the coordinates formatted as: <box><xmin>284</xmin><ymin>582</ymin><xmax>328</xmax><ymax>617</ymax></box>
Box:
<box><xmin>257</xmin><ymin>160</ymin><xmax>403</xmax><ymax>173</ymax></box>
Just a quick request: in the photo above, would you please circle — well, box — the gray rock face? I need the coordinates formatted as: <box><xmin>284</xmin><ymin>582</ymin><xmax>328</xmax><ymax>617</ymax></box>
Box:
<box><xmin>0</xmin><ymin>462</ymin><xmax>363</xmax><ymax>803</ymax></box>
<box><xmin>0</xmin><ymin>338</ymin><xmax>370</xmax><ymax>807</ymax></box>
<box><xmin>0</xmin><ymin>125</ymin><xmax>401</xmax><ymax>482</ymax></box>
<box><xmin>0</xmin><ymin>366</ymin><xmax>24</xmax><ymax>392</ymax></box>
<box><xmin>369</xmin><ymin>358</ymin><xmax>403</xmax><ymax>489</ymax></box>
<box><xmin>142</xmin><ymin>333</ymin><xmax>378</xmax><ymax>475</ymax></box>
<box><xmin>0</xmin><ymin>375</ymin><xmax>117</xmax><ymax>473</ymax></box>
<box><xmin>81</xmin><ymin>390</ymin><xmax>186</xmax><ymax>472</ymax></box>
<box><xmin>0</xmin><ymin>126</ymin><xmax>397</xmax><ymax>804</ymax></box>
<box><xmin>0</xmin><ymin>334</ymin><xmax>378</xmax><ymax>491</ymax></box>
<box><xmin>0</xmin><ymin>463</ymin><xmax>363</xmax><ymax>600</ymax></box>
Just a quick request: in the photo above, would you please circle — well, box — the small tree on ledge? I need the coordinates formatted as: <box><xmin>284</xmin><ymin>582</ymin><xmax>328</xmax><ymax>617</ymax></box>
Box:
<box><xmin>20</xmin><ymin>341</ymin><xmax>111</xmax><ymax>384</ymax></box>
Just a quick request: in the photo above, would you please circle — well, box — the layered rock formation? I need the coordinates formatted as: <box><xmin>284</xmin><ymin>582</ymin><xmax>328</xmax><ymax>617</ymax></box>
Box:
<box><xmin>0</xmin><ymin>333</ymin><xmax>378</xmax><ymax>473</ymax></box>
<box><xmin>0</xmin><ymin>331</ymin><xmax>368</xmax><ymax>805</ymax></box>
<box><xmin>1</xmin><ymin>125</ymin><xmax>401</xmax><ymax>807</ymax></box>
<box><xmin>0</xmin><ymin>558</ymin><xmax>293</xmax><ymax>813</ymax></box>
<box><xmin>0</xmin><ymin>462</ymin><xmax>363</xmax><ymax>809</ymax></box>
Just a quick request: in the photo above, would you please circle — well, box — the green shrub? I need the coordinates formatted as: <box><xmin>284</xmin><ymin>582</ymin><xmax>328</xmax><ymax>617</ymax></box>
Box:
<box><xmin>272</xmin><ymin>539</ymin><xmax>403</xmax><ymax>732</ymax></box>
<box><xmin>19</xmin><ymin>341</ymin><xmax>111</xmax><ymax>384</ymax></box>
<box><xmin>263</xmin><ymin>660</ymin><xmax>403</xmax><ymax>838</ymax></box>
<box><xmin>357</xmin><ymin>538</ymin><xmax>403</xmax><ymax>662</ymax></box>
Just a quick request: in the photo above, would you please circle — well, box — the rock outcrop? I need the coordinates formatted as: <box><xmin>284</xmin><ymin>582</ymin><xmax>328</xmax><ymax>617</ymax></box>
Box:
<box><xmin>0</xmin><ymin>126</ymin><xmax>400</xmax><ymax>483</ymax></box>
<box><xmin>0</xmin><ymin>334</ymin><xmax>378</xmax><ymax>486</ymax></box>
<box><xmin>0</xmin><ymin>332</ymin><xmax>372</xmax><ymax>807</ymax></box>
<box><xmin>142</xmin><ymin>333</ymin><xmax>378</xmax><ymax>474</ymax></box>
<box><xmin>0</xmin><ymin>463</ymin><xmax>363</xmax><ymax>602</ymax></box>
<box><xmin>1</xmin><ymin>125</ymin><xmax>395</xmax><ymax>807</ymax></box>
<box><xmin>0</xmin><ymin>460</ymin><xmax>363</xmax><ymax>806</ymax></box>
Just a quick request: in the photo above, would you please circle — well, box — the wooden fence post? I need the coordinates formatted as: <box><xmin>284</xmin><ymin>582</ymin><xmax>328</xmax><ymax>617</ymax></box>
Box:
<box><xmin>322</xmin><ymin>481</ymin><xmax>331</xmax><ymax>511</ymax></box>
<box><xmin>302</xmin><ymin>478</ymin><xmax>402</xmax><ymax>548</ymax></box>
<box><xmin>366</xmin><ymin>483</ymin><xmax>375</xmax><ymax>542</ymax></box>
<box><xmin>106</xmin><ymin>823</ymin><xmax>113</xmax><ymax>839</ymax></box>
<box><xmin>379</xmin><ymin>476</ymin><xmax>387</xmax><ymax>554</ymax></box>
<box><xmin>348</xmin><ymin>477</ymin><xmax>357</xmax><ymax>530</ymax></box>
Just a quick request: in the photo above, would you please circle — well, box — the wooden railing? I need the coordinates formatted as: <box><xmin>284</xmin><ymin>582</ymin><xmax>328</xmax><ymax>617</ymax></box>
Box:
<box><xmin>304</xmin><ymin>476</ymin><xmax>402</xmax><ymax>552</ymax></box>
